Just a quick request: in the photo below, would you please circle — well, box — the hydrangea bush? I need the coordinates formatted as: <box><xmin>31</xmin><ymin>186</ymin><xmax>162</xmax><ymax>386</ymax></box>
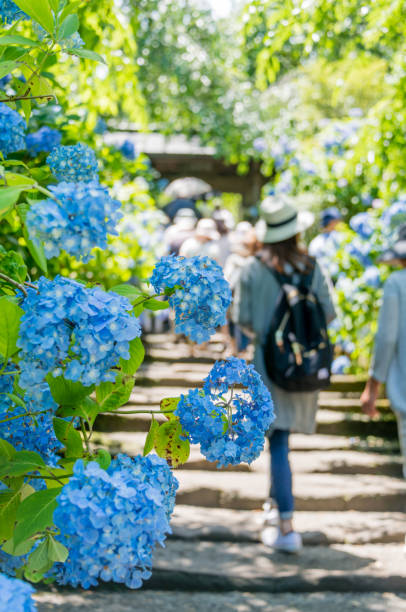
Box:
<box><xmin>0</xmin><ymin>1</ymin><xmax>273</xmax><ymax>597</ymax></box>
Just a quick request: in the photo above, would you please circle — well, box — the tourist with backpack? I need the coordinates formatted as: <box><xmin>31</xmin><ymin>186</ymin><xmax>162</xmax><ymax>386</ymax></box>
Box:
<box><xmin>232</xmin><ymin>195</ymin><xmax>336</xmax><ymax>553</ymax></box>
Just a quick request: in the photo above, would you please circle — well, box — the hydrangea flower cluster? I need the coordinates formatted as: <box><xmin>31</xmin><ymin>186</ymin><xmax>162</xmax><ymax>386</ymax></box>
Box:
<box><xmin>26</xmin><ymin>126</ymin><xmax>61</xmax><ymax>155</ymax></box>
<box><xmin>0</xmin><ymin>382</ymin><xmax>62</xmax><ymax>467</ymax></box>
<box><xmin>0</xmin><ymin>0</ymin><xmax>28</xmax><ymax>23</ymax></box>
<box><xmin>176</xmin><ymin>358</ymin><xmax>274</xmax><ymax>467</ymax></box>
<box><xmin>26</xmin><ymin>181</ymin><xmax>123</xmax><ymax>261</ymax></box>
<box><xmin>361</xmin><ymin>265</ymin><xmax>381</xmax><ymax>288</ymax></box>
<box><xmin>47</xmin><ymin>143</ymin><xmax>99</xmax><ymax>183</ymax></box>
<box><xmin>350</xmin><ymin>212</ymin><xmax>374</xmax><ymax>239</ymax></box>
<box><xmin>53</xmin><ymin>454</ymin><xmax>178</xmax><ymax>589</ymax></box>
<box><xmin>150</xmin><ymin>255</ymin><xmax>232</xmax><ymax>343</ymax></box>
<box><xmin>0</xmin><ymin>102</ymin><xmax>25</xmax><ymax>157</ymax></box>
<box><xmin>0</xmin><ymin>573</ymin><xmax>36</xmax><ymax>611</ymax></box>
<box><xmin>331</xmin><ymin>355</ymin><xmax>351</xmax><ymax>375</ymax></box>
<box><xmin>17</xmin><ymin>276</ymin><xmax>141</xmax><ymax>388</ymax></box>
<box><xmin>0</xmin><ymin>549</ymin><xmax>27</xmax><ymax>578</ymax></box>
<box><xmin>119</xmin><ymin>139</ymin><xmax>136</xmax><ymax>160</ymax></box>
<box><xmin>381</xmin><ymin>200</ymin><xmax>406</xmax><ymax>229</ymax></box>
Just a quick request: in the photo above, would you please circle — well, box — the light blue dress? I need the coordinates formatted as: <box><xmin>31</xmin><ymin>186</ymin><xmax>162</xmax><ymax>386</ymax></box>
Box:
<box><xmin>232</xmin><ymin>256</ymin><xmax>336</xmax><ymax>434</ymax></box>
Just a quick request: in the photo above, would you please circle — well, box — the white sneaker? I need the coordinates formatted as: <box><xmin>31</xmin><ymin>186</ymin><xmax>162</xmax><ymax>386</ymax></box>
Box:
<box><xmin>261</xmin><ymin>500</ymin><xmax>279</xmax><ymax>527</ymax></box>
<box><xmin>261</xmin><ymin>527</ymin><xmax>303</xmax><ymax>554</ymax></box>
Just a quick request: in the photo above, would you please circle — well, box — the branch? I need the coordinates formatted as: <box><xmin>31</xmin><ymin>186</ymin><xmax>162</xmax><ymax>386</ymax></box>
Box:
<box><xmin>0</xmin><ymin>93</ymin><xmax>56</xmax><ymax>103</ymax></box>
<box><xmin>0</xmin><ymin>272</ymin><xmax>27</xmax><ymax>297</ymax></box>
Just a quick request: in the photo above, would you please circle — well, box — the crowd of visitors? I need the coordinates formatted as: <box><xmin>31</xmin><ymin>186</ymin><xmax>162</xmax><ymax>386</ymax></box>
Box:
<box><xmin>159</xmin><ymin>193</ymin><xmax>406</xmax><ymax>555</ymax></box>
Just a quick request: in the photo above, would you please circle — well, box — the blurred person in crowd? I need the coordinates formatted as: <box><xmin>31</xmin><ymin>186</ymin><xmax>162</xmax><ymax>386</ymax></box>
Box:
<box><xmin>233</xmin><ymin>195</ymin><xmax>335</xmax><ymax>553</ymax></box>
<box><xmin>224</xmin><ymin>222</ymin><xmax>258</xmax><ymax>356</ymax></box>
<box><xmin>361</xmin><ymin>224</ymin><xmax>406</xmax><ymax>478</ymax></box>
<box><xmin>179</xmin><ymin>218</ymin><xmax>220</xmax><ymax>261</ymax></box>
<box><xmin>212</xmin><ymin>208</ymin><xmax>235</xmax><ymax>267</ymax></box>
<box><xmin>163</xmin><ymin>208</ymin><xmax>197</xmax><ymax>255</ymax></box>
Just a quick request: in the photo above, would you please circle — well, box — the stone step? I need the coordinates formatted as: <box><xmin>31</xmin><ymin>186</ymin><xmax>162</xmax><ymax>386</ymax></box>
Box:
<box><xmin>174</xmin><ymin>470</ymin><xmax>406</xmax><ymax>511</ymax></box>
<box><xmin>171</xmin><ymin>506</ymin><xmax>406</xmax><ymax>545</ymax></box>
<box><xmin>94</xmin><ymin>408</ymin><xmax>398</xmax><ymax>438</ymax></box>
<box><xmin>93</xmin><ymin>432</ymin><xmax>403</xmax><ymax>477</ymax></box>
<box><xmin>33</xmin><ymin>590</ymin><xmax>406</xmax><ymax>612</ymax></box>
<box><xmin>147</xmin><ymin>541</ymin><xmax>406</xmax><ymax>593</ymax></box>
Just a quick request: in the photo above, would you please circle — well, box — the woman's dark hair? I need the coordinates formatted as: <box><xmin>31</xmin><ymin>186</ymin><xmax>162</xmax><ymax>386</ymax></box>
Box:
<box><xmin>260</xmin><ymin>235</ymin><xmax>314</xmax><ymax>274</ymax></box>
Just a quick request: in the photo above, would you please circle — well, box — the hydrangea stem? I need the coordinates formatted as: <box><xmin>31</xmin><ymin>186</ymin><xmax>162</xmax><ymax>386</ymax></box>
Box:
<box><xmin>0</xmin><ymin>272</ymin><xmax>28</xmax><ymax>297</ymax></box>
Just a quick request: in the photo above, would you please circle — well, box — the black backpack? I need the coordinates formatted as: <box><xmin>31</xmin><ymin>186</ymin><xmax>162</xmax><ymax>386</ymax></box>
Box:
<box><xmin>263</xmin><ymin>264</ymin><xmax>333</xmax><ymax>392</ymax></box>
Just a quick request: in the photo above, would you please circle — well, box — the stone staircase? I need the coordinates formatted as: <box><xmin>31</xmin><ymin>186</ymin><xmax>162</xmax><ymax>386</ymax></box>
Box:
<box><xmin>34</xmin><ymin>334</ymin><xmax>406</xmax><ymax>612</ymax></box>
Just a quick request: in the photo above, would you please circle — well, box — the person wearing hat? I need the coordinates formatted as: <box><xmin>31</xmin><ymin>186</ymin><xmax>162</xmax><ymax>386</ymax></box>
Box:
<box><xmin>361</xmin><ymin>225</ymin><xmax>406</xmax><ymax>478</ymax></box>
<box><xmin>179</xmin><ymin>218</ymin><xmax>221</xmax><ymax>261</ymax></box>
<box><xmin>233</xmin><ymin>194</ymin><xmax>336</xmax><ymax>553</ymax></box>
<box><xmin>164</xmin><ymin>208</ymin><xmax>197</xmax><ymax>255</ymax></box>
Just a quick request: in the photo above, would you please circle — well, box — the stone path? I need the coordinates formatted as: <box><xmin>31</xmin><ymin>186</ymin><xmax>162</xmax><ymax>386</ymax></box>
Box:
<box><xmin>34</xmin><ymin>335</ymin><xmax>406</xmax><ymax>611</ymax></box>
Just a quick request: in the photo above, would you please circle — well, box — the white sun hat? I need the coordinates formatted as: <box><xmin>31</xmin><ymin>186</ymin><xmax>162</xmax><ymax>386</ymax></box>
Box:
<box><xmin>255</xmin><ymin>194</ymin><xmax>315</xmax><ymax>244</ymax></box>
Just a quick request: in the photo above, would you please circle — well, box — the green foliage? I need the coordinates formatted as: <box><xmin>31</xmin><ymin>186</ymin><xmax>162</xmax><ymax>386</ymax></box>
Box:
<box><xmin>0</xmin><ymin>296</ymin><xmax>22</xmax><ymax>360</ymax></box>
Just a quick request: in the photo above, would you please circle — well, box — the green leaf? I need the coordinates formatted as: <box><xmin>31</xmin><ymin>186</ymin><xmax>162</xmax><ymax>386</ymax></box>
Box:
<box><xmin>58</xmin><ymin>1</ymin><xmax>82</xmax><ymax>23</ymax></box>
<box><xmin>66</xmin><ymin>47</ymin><xmax>106</xmax><ymax>64</ymax></box>
<box><xmin>14</xmin><ymin>487</ymin><xmax>61</xmax><ymax>547</ymax></box>
<box><xmin>46</xmin><ymin>374</ymin><xmax>94</xmax><ymax>406</ymax></box>
<box><xmin>0</xmin><ymin>36</ymin><xmax>41</xmax><ymax>48</ymax></box>
<box><xmin>4</xmin><ymin>393</ymin><xmax>26</xmax><ymax>410</ymax></box>
<box><xmin>96</xmin><ymin>375</ymin><xmax>134</xmax><ymax>412</ymax></box>
<box><xmin>52</xmin><ymin>417</ymin><xmax>84</xmax><ymax>458</ymax></box>
<box><xmin>0</xmin><ymin>186</ymin><xmax>31</xmax><ymax>218</ymax></box>
<box><xmin>47</xmin><ymin>535</ymin><xmax>68</xmax><ymax>562</ymax></box>
<box><xmin>0</xmin><ymin>450</ymin><xmax>46</xmax><ymax>479</ymax></box>
<box><xmin>57</xmin><ymin>396</ymin><xmax>99</xmax><ymax>428</ymax></box>
<box><xmin>120</xmin><ymin>337</ymin><xmax>144</xmax><ymax>375</ymax></box>
<box><xmin>154</xmin><ymin>420</ymin><xmax>190</xmax><ymax>468</ymax></box>
<box><xmin>160</xmin><ymin>397</ymin><xmax>180</xmax><ymax>414</ymax></box>
<box><xmin>26</xmin><ymin>538</ymin><xmax>49</xmax><ymax>572</ymax></box>
<box><xmin>4</xmin><ymin>172</ymin><xmax>36</xmax><ymax>186</ymax></box>
<box><xmin>0</xmin><ymin>439</ymin><xmax>16</xmax><ymax>460</ymax></box>
<box><xmin>0</xmin><ymin>60</ymin><xmax>19</xmax><ymax>79</ymax></box>
<box><xmin>0</xmin><ymin>296</ymin><xmax>23</xmax><ymax>361</ymax></box>
<box><xmin>143</xmin><ymin>418</ymin><xmax>159</xmax><ymax>456</ymax></box>
<box><xmin>48</xmin><ymin>0</ymin><xmax>60</xmax><ymax>13</ymax></box>
<box><xmin>57</xmin><ymin>14</ymin><xmax>79</xmax><ymax>40</ymax></box>
<box><xmin>95</xmin><ymin>448</ymin><xmax>111</xmax><ymax>470</ymax></box>
<box><xmin>143</xmin><ymin>298</ymin><xmax>169</xmax><ymax>311</ymax></box>
<box><xmin>0</xmin><ymin>486</ymin><xmax>22</xmax><ymax>541</ymax></box>
<box><xmin>13</xmin><ymin>0</ymin><xmax>54</xmax><ymax>35</ymax></box>
<box><xmin>22</xmin><ymin>228</ymin><xmax>48</xmax><ymax>273</ymax></box>
<box><xmin>110</xmin><ymin>284</ymin><xmax>144</xmax><ymax>303</ymax></box>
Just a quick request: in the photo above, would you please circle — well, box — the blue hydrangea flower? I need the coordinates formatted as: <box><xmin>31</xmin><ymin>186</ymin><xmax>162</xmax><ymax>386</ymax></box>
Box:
<box><xmin>119</xmin><ymin>140</ymin><xmax>136</xmax><ymax>160</ymax></box>
<box><xmin>347</xmin><ymin>239</ymin><xmax>372</xmax><ymax>267</ymax></box>
<box><xmin>176</xmin><ymin>357</ymin><xmax>274</xmax><ymax>467</ymax></box>
<box><xmin>53</xmin><ymin>455</ymin><xmax>178</xmax><ymax>589</ymax></box>
<box><xmin>0</xmin><ymin>573</ymin><xmax>36</xmax><ymax>611</ymax></box>
<box><xmin>60</xmin><ymin>32</ymin><xmax>85</xmax><ymax>50</ymax></box>
<box><xmin>26</xmin><ymin>126</ymin><xmax>61</xmax><ymax>155</ymax></box>
<box><xmin>17</xmin><ymin>276</ymin><xmax>141</xmax><ymax>389</ymax></box>
<box><xmin>331</xmin><ymin>355</ymin><xmax>351</xmax><ymax>375</ymax></box>
<box><xmin>0</xmin><ymin>549</ymin><xmax>27</xmax><ymax>578</ymax></box>
<box><xmin>26</xmin><ymin>181</ymin><xmax>123</xmax><ymax>261</ymax></box>
<box><xmin>350</xmin><ymin>212</ymin><xmax>374</xmax><ymax>239</ymax></box>
<box><xmin>362</xmin><ymin>266</ymin><xmax>381</xmax><ymax>288</ymax></box>
<box><xmin>0</xmin><ymin>74</ymin><xmax>11</xmax><ymax>89</ymax></box>
<box><xmin>150</xmin><ymin>255</ymin><xmax>232</xmax><ymax>343</ymax></box>
<box><xmin>47</xmin><ymin>143</ymin><xmax>99</xmax><ymax>183</ymax></box>
<box><xmin>0</xmin><ymin>380</ymin><xmax>61</xmax><ymax>466</ymax></box>
<box><xmin>381</xmin><ymin>201</ymin><xmax>406</xmax><ymax>228</ymax></box>
<box><xmin>0</xmin><ymin>0</ymin><xmax>28</xmax><ymax>23</ymax></box>
<box><xmin>0</xmin><ymin>103</ymin><xmax>25</xmax><ymax>157</ymax></box>
<box><xmin>95</xmin><ymin>118</ymin><xmax>107</xmax><ymax>134</ymax></box>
